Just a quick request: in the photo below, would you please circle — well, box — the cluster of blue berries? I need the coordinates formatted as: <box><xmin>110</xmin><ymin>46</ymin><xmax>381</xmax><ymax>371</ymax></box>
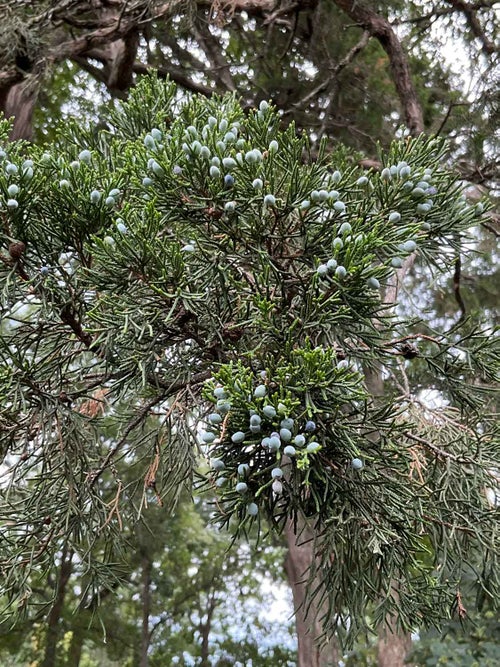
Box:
<box><xmin>202</xmin><ymin>380</ymin><xmax>364</xmax><ymax>519</ymax></box>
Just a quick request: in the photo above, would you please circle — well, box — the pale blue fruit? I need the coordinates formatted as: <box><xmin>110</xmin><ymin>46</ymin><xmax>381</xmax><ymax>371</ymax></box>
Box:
<box><xmin>219</xmin><ymin>119</ymin><xmax>228</xmax><ymax>132</ymax></box>
<box><xmin>250</xmin><ymin>414</ymin><xmax>262</xmax><ymax>426</ymax></box>
<box><xmin>272</xmin><ymin>480</ymin><xmax>283</xmax><ymax>494</ymax></box>
<box><xmin>391</xmin><ymin>257</ymin><xmax>403</xmax><ymax>268</ymax></box>
<box><xmin>412</xmin><ymin>187</ymin><xmax>425</xmax><ymax>197</ymax></box>
<box><xmin>389</xmin><ymin>212</ymin><xmax>401</xmax><ymax>223</ymax></box>
<box><xmin>245</xmin><ymin>151</ymin><xmax>257</xmax><ymax>164</ymax></box>
<box><xmin>305</xmin><ymin>421</ymin><xmax>316</xmax><ymax>432</ymax></box>
<box><xmin>306</xmin><ymin>442</ymin><xmax>321</xmax><ymax>453</ymax></box>
<box><xmin>264</xmin><ymin>194</ymin><xmax>276</xmax><ymax>206</ymax></box>
<box><xmin>351</xmin><ymin>458</ymin><xmax>364</xmax><ymax>470</ymax></box>
<box><xmin>6</xmin><ymin>163</ymin><xmax>18</xmax><ymax>175</ymax></box>
<box><xmin>208</xmin><ymin>116</ymin><xmax>217</xmax><ymax>128</ymax></box>
<box><xmin>332</xmin><ymin>237</ymin><xmax>343</xmax><ymax>251</ymax></box>
<box><xmin>7</xmin><ymin>198</ymin><xmax>18</xmax><ymax>209</ymax></box>
<box><xmin>214</xmin><ymin>387</ymin><xmax>227</xmax><ymax>399</ymax></box>
<box><xmin>280</xmin><ymin>418</ymin><xmax>294</xmax><ymax>430</ymax></box>
<box><xmin>356</xmin><ymin>176</ymin><xmax>369</xmax><ymax>186</ymax></box>
<box><xmin>191</xmin><ymin>141</ymin><xmax>202</xmax><ymax>155</ymax></box>
<box><xmin>7</xmin><ymin>184</ymin><xmax>19</xmax><ymax>196</ymax></box>
<box><xmin>231</xmin><ymin>431</ymin><xmax>246</xmax><ymax>443</ymax></box>
<box><xmin>247</xmin><ymin>502</ymin><xmax>258</xmax><ymax>516</ymax></box>
<box><xmin>78</xmin><ymin>149</ymin><xmax>91</xmax><ymax>163</ymax></box>
<box><xmin>337</xmin><ymin>360</ymin><xmax>349</xmax><ymax>370</ymax></box>
<box><xmin>403</xmin><ymin>240</ymin><xmax>417</xmax><ymax>252</ymax></box>
<box><xmin>339</xmin><ymin>222</ymin><xmax>351</xmax><ymax>235</ymax></box>
<box><xmin>224</xmin><ymin>201</ymin><xmax>236</xmax><ymax>213</ymax></box>
<box><xmin>331</xmin><ymin>170</ymin><xmax>341</xmax><ymax>184</ymax></box>
<box><xmin>201</xmin><ymin>431</ymin><xmax>216</xmax><ymax>443</ymax></box>
<box><xmin>40</xmin><ymin>266</ymin><xmax>50</xmax><ymax>276</ymax></box>
<box><xmin>217</xmin><ymin>400</ymin><xmax>231</xmax><ymax>413</ymax></box>
<box><xmin>252</xmin><ymin>178</ymin><xmax>263</xmax><ymax>190</ymax></box>
<box><xmin>335</xmin><ymin>266</ymin><xmax>347</xmax><ymax>279</ymax></box>
<box><xmin>151</xmin><ymin>161</ymin><xmax>163</xmax><ymax>176</ymax></box>
<box><xmin>109</xmin><ymin>188</ymin><xmax>120</xmax><ymax>197</ymax></box>
<box><xmin>238</xmin><ymin>463</ymin><xmax>250</xmax><ymax>476</ymax></box>
<box><xmin>254</xmin><ymin>385</ymin><xmax>267</xmax><ymax>398</ymax></box>
<box><xmin>250</xmin><ymin>425</ymin><xmax>261</xmax><ymax>434</ymax></box>
<box><xmin>224</xmin><ymin>174</ymin><xmax>234</xmax><ymax>188</ymax></box>
<box><xmin>283</xmin><ymin>445</ymin><xmax>296</xmax><ymax>456</ymax></box>
<box><xmin>367</xmin><ymin>277</ymin><xmax>380</xmax><ymax>290</ymax></box>
<box><xmin>151</xmin><ymin>128</ymin><xmax>162</xmax><ymax>141</ymax></box>
<box><xmin>279</xmin><ymin>428</ymin><xmax>292</xmax><ymax>442</ymax></box>
<box><xmin>143</xmin><ymin>177</ymin><xmax>153</xmax><ymax>187</ymax></box>
<box><xmin>381</xmin><ymin>168</ymin><xmax>391</xmax><ymax>181</ymax></box>
<box><xmin>271</xmin><ymin>468</ymin><xmax>283</xmax><ymax>478</ymax></box>
<box><xmin>210</xmin><ymin>156</ymin><xmax>221</xmax><ymax>166</ymax></box>
<box><xmin>399</xmin><ymin>166</ymin><xmax>411</xmax><ymax>178</ymax></box>
<box><xmin>105</xmin><ymin>196</ymin><xmax>115</xmax><ymax>207</ymax></box>
<box><xmin>262</xmin><ymin>405</ymin><xmax>276</xmax><ymax>419</ymax></box>
<box><xmin>268</xmin><ymin>436</ymin><xmax>281</xmax><ymax>451</ymax></box>
<box><xmin>261</xmin><ymin>437</ymin><xmax>271</xmax><ymax>448</ymax></box>
<box><xmin>316</xmin><ymin>264</ymin><xmax>328</xmax><ymax>277</ymax></box>
<box><xmin>268</xmin><ymin>140</ymin><xmax>279</xmax><ymax>153</ymax></box>
<box><xmin>333</xmin><ymin>201</ymin><xmax>346</xmax><ymax>213</ymax></box>
<box><xmin>144</xmin><ymin>134</ymin><xmax>155</xmax><ymax>149</ymax></box>
<box><xmin>318</xmin><ymin>189</ymin><xmax>329</xmax><ymax>201</ymax></box>
<box><xmin>259</xmin><ymin>100</ymin><xmax>269</xmax><ymax>111</ymax></box>
<box><xmin>216</xmin><ymin>477</ymin><xmax>226</xmax><ymax>487</ymax></box>
<box><xmin>475</xmin><ymin>203</ymin><xmax>484</xmax><ymax>215</ymax></box>
<box><xmin>236</xmin><ymin>482</ymin><xmax>248</xmax><ymax>493</ymax></box>
<box><xmin>293</xmin><ymin>435</ymin><xmax>305</xmax><ymax>447</ymax></box>
<box><xmin>181</xmin><ymin>244</ymin><xmax>195</xmax><ymax>253</ymax></box>
<box><xmin>103</xmin><ymin>236</ymin><xmax>115</xmax><ymax>246</ymax></box>
<box><xmin>211</xmin><ymin>458</ymin><xmax>225</xmax><ymax>471</ymax></box>
<box><xmin>210</xmin><ymin>166</ymin><xmax>221</xmax><ymax>178</ymax></box>
<box><xmin>311</xmin><ymin>190</ymin><xmax>320</xmax><ymax>202</ymax></box>
<box><xmin>222</xmin><ymin>157</ymin><xmax>236</xmax><ymax>170</ymax></box>
<box><xmin>200</xmin><ymin>147</ymin><xmax>210</xmax><ymax>160</ymax></box>
<box><xmin>116</xmin><ymin>222</ymin><xmax>128</xmax><ymax>234</ymax></box>
<box><xmin>224</xmin><ymin>132</ymin><xmax>236</xmax><ymax>143</ymax></box>
<box><xmin>326</xmin><ymin>258</ymin><xmax>337</xmax><ymax>271</ymax></box>
<box><xmin>328</xmin><ymin>190</ymin><xmax>339</xmax><ymax>200</ymax></box>
<box><xmin>300</xmin><ymin>200</ymin><xmax>311</xmax><ymax>210</ymax></box>
<box><xmin>208</xmin><ymin>413</ymin><xmax>222</xmax><ymax>424</ymax></box>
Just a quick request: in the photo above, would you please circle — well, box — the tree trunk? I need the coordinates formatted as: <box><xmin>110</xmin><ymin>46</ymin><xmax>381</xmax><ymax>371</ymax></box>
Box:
<box><xmin>140</xmin><ymin>555</ymin><xmax>152</xmax><ymax>667</ymax></box>
<box><xmin>378</xmin><ymin>623</ymin><xmax>412</xmax><ymax>667</ymax></box>
<box><xmin>66</xmin><ymin>620</ymin><xmax>84</xmax><ymax>667</ymax></box>
<box><xmin>199</xmin><ymin>594</ymin><xmax>217</xmax><ymax>667</ymax></box>
<box><xmin>284</xmin><ymin>519</ymin><xmax>339</xmax><ymax>667</ymax></box>
<box><xmin>41</xmin><ymin>546</ymin><xmax>73</xmax><ymax>667</ymax></box>
<box><xmin>1</xmin><ymin>81</ymin><xmax>38</xmax><ymax>141</ymax></box>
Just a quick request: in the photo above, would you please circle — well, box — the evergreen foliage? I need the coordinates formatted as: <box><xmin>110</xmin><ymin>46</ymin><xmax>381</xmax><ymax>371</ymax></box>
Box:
<box><xmin>0</xmin><ymin>76</ymin><xmax>498</xmax><ymax>647</ymax></box>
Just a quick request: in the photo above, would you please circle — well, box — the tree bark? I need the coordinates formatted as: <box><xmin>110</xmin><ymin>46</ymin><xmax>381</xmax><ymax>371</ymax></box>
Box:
<box><xmin>41</xmin><ymin>546</ymin><xmax>73</xmax><ymax>667</ymax></box>
<box><xmin>1</xmin><ymin>80</ymin><xmax>38</xmax><ymax>141</ymax></box>
<box><xmin>199</xmin><ymin>593</ymin><xmax>217</xmax><ymax>667</ymax></box>
<box><xmin>378</xmin><ymin>622</ymin><xmax>412</xmax><ymax>667</ymax></box>
<box><xmin>285</xmin><ymin>519</ymin><xmax>339</xmax><ymax>667</ymax></box>
<box><xmin>140</xmin><ymin>555</ymin><xmax>152</xmax><ymax>667</ymax></box>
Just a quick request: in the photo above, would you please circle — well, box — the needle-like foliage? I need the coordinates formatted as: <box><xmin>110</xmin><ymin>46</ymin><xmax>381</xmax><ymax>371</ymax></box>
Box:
<box><xmin>0</xmin><ymin>75</ymin><xmax>498</xmax><ymax>644</ymax></box>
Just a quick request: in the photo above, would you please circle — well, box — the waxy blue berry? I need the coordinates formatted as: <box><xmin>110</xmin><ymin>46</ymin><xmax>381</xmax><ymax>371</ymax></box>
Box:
<box><xmin>254</xmin><ymin>385</ymin><xmax>267</xmax><ymax>398</ymax></box>
<box><xmin>211</xmin><ymin>458</ymin><xmax>225</xmax><ymax>471</ymax></box>
<box><xmin>305</xmin><ymin>421</ymin><xmax>316</xmax><ymax>432</ymax></box>
<box><xmin>247</xmin><ymin>503</ymin><xmax>258</xmax><ymax>516</ymax></box>
<box><xmin>236</xmin><ymin>482</ymin><xmax>248</xmax><ymax>493</ymax></box>
<box><xmin>306</xmin><ymin>442</ymin><xmax>321</xmax><ymax>453</ymax></box>
<box><xmin>201</xmin><ymin>431</ymin><xmax>216</xmax><ymax>443</ymax></box>
<box><xmin>351</xmin><ymin>458</ymin><xmax>364</xmax><ymax>470</ymax></box>
<box><xmin>231</xmin><ymin>431</ymin><xmax>246</xmax><ymax>444</ymax></box>
<box><xmin>283</xmin><ymin>445</ymin><xmax>296</xmax><ymax>456</ymax></box>
<box><xmin>238</xmin><ymin>463</ymin><xmax>250</xmax><ymax>477</ymax></box>
<box><xmin>262</xmin><ymin>405</ymin><xmax>276</xmax><ymax>419</ymax></box>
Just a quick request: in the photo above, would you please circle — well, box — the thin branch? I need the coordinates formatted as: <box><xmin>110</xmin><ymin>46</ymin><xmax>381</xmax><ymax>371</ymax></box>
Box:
<box><xmin>333</xmin><ymin>0</ymin><xmax>424</xmax><ymax>135</ymax></box>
